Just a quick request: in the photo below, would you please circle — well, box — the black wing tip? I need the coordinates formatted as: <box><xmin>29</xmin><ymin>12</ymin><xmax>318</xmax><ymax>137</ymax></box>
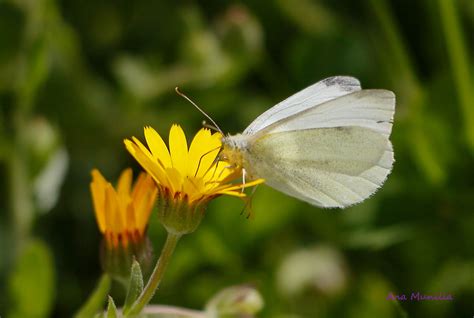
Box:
<box><xmin>322</xmin><ymin>76</ymin><xmax>361</xmax><ymax>90</ymax></box>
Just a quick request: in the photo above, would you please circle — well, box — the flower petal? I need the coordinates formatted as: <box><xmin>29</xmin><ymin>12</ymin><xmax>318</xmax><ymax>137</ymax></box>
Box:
<box><xmin>217</xmin><ymin>190</ymin><xmax>246</xmax><ymax>197</ymax></box>
<box><xmin>125</xmin><ymin>203</ymin><xmax>136</xmax><ymax>234</ymax></box>
<box><xmin>188</xmin><ymin>129</ymin><xmax>221</xmax><ymax>177</ymax></box>
<box><xmin>182</xmin><ymin>177</ymin><xmax>203</xmax><ymax>200</ymax></box>
<box><xmin>117</xmin><ymin>168</ymin><xmax>132</xmax><ymax>197</ymax></box>
<box><xmin>105</xmin><ymin>184</ymin><xmax>121</xmax><ymax>235</ymax></box>
<box><xmin>144</xmin><ymin>126</ymin><xmax>172</xmax><ymax>168</ymax></box>
<box><xmin>169</xmin><ymin>124</ymin><xmax>188</xmax><ymax>175</ymax></box>
<box><xmin>124</xmin><ymin>139</ymin><xmax>171</xmax><ymax>189</ymax></box>
<box><xmin>164</xmin><ymin>167</ymin><xmax>183</xmax><ymax>193</ymax></box>
<box><xmin>212</xmin><ymin>178</ymin><xmax>265</xmax><ymax>193</ymax></box>
<box><xmin>132</xmin><ymin>173</ymin><xmax>157</xmax><ymax>233</ymax></box>
<box><xmin>90</xmin><ymin>169</ymin><xmax>107</xmax><ymax>233</ymax></box>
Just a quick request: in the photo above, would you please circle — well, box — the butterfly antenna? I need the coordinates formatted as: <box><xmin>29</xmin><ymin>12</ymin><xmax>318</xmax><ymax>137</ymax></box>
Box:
<box><xmin>202</xmin><ymin>120</ymin><xmax>221</xmax><ymax>133</ymax></box>
<box><xmin>175</xmin><ymin>87</ymin><xmax>223</xmax><ymax>134</ymax></box>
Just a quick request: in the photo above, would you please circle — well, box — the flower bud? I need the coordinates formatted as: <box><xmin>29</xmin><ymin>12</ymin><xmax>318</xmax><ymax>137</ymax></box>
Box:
<box><xmin>205</xmin><ymin>285</ymin><xmax>264</xmax><ymax>317</ymax></box>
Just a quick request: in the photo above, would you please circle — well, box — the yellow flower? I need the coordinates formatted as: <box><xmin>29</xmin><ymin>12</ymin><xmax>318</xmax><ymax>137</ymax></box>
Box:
<box><xmin>90</xmin><ymin>168</ymin><xmax>157</xmax><ymax>248</ymax></box>
<box><xmin>124</xmin><ymin>125</ymin><xmax>263</xmax><ymax>234</ymax></box>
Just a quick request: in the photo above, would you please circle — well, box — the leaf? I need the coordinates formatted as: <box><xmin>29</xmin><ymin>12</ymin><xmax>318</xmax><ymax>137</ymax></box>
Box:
<box><xmin>123</xmin><ymin>260</ymin><xmax>144</xmax><ymax>314</ymax></box>
<box><xmin>8</xmin><ymin>239</ymin><xmax>55</xmax><ymax>318</ymax></box>
<box><xmin>106</xmin><ymin>296</ymin><xmax>118</xmax><ymax>318</ymax></box>
<box><xmin>74</xmin><ymin>274</ymin><xmax>111</xmax><ymax>318</ymax></box>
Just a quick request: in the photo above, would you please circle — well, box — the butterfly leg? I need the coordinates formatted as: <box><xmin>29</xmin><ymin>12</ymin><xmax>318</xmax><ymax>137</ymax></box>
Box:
<box><xmin>241</xmin><ymin>168</ymin><xmax>247</xmax><ymax>193</ymax></box>
<box><xmin>240</xmin><ymin>184</ymin><xmax>259</xmax><ymax>218</ymax></box>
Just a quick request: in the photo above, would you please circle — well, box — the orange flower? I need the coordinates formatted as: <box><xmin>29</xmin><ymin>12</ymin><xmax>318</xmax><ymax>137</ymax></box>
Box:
<box><xmin>90</xmin><ymin>168</ymin><xmax>157</xmax><ymax>248</ymax></box>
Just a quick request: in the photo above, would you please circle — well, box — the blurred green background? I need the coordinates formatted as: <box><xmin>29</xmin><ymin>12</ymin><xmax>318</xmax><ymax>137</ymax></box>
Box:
<box><xmin>1</xmin><ymin>0</ymin><xmax>473</xmax><ymax>317</ymax></box>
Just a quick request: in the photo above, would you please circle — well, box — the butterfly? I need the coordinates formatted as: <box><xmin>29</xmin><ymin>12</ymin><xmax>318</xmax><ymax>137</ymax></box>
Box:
<box><xmin>218</xmin><ymin>76</ymin><xmax>395</xmax><ymax>208</ymax></box>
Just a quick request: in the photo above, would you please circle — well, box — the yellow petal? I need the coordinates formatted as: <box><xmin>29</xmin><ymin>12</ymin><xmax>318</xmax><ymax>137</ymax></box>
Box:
<box><xmin>182</xmin><ymin>177</ymin><xmax>202</xmax><ymax>199</ymax></box>
<box><xmin>165</xmin><ymin>167</ymin><xmax>183</xmax><ymax>193</ymax></box>
<box><xmin>212</xmin><ymin>161</ymin><xmax>233</xmax><ymax>182</ymax></box>
<box><xmin>169</xmin><ymin>124</ymin><xmax>188</xmax><ymax>175</ymax></box>
<box><xmin>144</xmin><ymin>126</ymin><xmax>172</xmax><ymax>168</ymax></box>
<box><xmin>117</xmin><ymin>168</ymin><xmax>132</xmax><ymax>197</ymax></box>
<box><xmin>131</xmin><ymin>172</ymin><xmax>146</xmax><ymax>200</ymax></box>
<box><xmin>125</xmin><ymin>203</ymin><xmax>136</xmax><ymax>232</ymax></box>
<box><xmin>212</xmin><ymin>178</ymin><xmax>265</xmax><ymax>193</ymax></box>
<box><xmin>132</xmin><ymin>173</ymin><xmax>157</xmax><ymax>232</ymax></box>
<box><xmin>131</xmin><ymin>136</ymin><xmax>155</xmax><ymax>161</ymax></box>
<box><xmin>201</xmin><ymin>163</ymin><xmax>233</xmax><ymax>190</ymax></box>
<box><xmin>187</xmin><ymin>128</ymin><xmax>210</xmax><ymax>177</ymax></box>
<box><xmin>124</xmin><ymin>139</ymin><xmax>171</xmax><ymax>189</ymax></box>
<box><xmin>217</xmin><ymin>190</ymin><xmax>246</xmax><ymax>197</ymax></box>
<box><xmin>90</xmin><ymin>169</ymin><xmax>107</xmax><ymax>233</ymax></box>
<box><xmin>116</xmin><ymin>169</ymin><xmax>133</xmax><ymax>228</ymax></box>
<box><xmin>188</xmin><ymin>129</ymin><xmax>221</xmax><ymax>177</ymax></box>
<box><xmin>139</xmin><ymin>188</ymin><xmax>157</xmax><ymax>234</ymax></box>
<box><xmin>105</xmin><ymin>184</ymin><xmax>121</xmax><ymax>234</ymax></box>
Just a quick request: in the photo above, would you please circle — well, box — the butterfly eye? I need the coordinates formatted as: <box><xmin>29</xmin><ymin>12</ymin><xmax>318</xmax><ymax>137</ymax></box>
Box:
<box><xmin>219</xmin><ymin>153</ymin><xmax>229</xmax><ymax>161</ymax></box>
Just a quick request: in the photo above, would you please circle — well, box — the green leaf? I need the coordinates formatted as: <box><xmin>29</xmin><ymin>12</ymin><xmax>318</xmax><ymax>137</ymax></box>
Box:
<box><xmin>74</xmin><ymin>274</ymin><xmax>111</xmax><ymax>318</ymax></box>
<box><xmin>106</xmin><ymin>296</ymin><xmax>118</xmax><ymax>318</ymax></box>
<box><xmin>8</xmin><ymin>239</ymin><xmax>55</xmax><ymax>318</ymax></box>
<box><xmin>123</xmin><ymin>260</ymin><xmax>144</xmax><ymax>314</ymax></box>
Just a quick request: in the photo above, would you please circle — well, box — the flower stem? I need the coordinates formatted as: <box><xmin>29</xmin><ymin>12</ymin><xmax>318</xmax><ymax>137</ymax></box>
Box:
<box><xmin>74</xmin><ymin>274</ymin><xmax>111</xmax><ymax>318</ymax></box>
<box><xmin>125</xmin><ymin>232</ymin><xmax>181</xmax><ymax>316</ymax></box>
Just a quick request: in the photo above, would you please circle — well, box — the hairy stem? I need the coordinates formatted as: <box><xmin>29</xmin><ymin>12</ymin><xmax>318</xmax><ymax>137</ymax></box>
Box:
<box><xmin>125</xmin><ymin>232</ymin><xmax>181</xmax><ymax>316</ymax></box>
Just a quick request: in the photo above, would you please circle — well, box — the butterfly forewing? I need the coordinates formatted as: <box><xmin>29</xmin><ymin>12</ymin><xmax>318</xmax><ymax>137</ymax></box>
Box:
<box><xmin>243</xmin><ymin>76</ymin><xmax>361</xmax><ymax>135</ymax></box>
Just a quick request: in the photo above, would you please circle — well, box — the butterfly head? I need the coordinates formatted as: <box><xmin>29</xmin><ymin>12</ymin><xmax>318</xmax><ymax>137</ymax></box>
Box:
<box><xmin>219</xmin><ymin>134</ymin><xmax>249</xmax><ymax>169</ymax></box>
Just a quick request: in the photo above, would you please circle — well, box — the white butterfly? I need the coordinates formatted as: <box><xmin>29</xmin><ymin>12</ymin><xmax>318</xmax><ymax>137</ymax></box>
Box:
<box><xmin>220</xmin><ymin>76</ymin><xmax>395</xmax><ymax>208</ymax></box>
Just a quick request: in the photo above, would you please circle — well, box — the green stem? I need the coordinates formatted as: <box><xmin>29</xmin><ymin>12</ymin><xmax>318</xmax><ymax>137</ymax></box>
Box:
<box><xmin>9</xmin><ymin>111</ymin><xmax>35</xmax><ymax>253</ymax></box>
<box><xmin>74</xmin><ymin>274</ymin><xmax>111</xmax><ymax>318</ymax></box>
<box><xmin>125</xmin><ymin>232</ymin><xmax>181</xmax><ymax>316</ymax></box>
<box><xmin>438</xmin><ymin>0</ymin><xmax>474</xmax><ymax>152</ymax></box>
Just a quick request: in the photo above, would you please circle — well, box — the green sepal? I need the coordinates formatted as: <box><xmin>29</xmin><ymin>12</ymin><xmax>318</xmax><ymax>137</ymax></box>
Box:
<box><xmin>101</xmin><ymin>237</ymin><xmax>153</xmax><ymax>286</ymax></box>
<box><xmin>106</xmin><ymin>296</ymin><xmax>118</xmax><ymax>318</ymax></box>
<box><xmin>156</xmin><ymin>187</ymin><xmax>208</xmax><ymax>235</ymax></box>
<box><xmin>123</xmin><ymin>260</ymin><xmax>144</xmax><ymax>314</ymax></box>
<box><xmin>74</xmin><ymin>274</ymin><xmax>111</xmax><ymax>318</ymax></box>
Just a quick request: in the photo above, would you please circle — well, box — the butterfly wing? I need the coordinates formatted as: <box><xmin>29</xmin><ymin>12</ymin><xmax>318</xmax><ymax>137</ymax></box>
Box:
<box><xmin>244</xmin><ymin>89</ymin><xmax>395</xmax><ymax>208</ymax></box>
<box><xmin>243</xmin><ymin>76</ymin><xmax>361</xmax><ymax>135</ymax></box>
